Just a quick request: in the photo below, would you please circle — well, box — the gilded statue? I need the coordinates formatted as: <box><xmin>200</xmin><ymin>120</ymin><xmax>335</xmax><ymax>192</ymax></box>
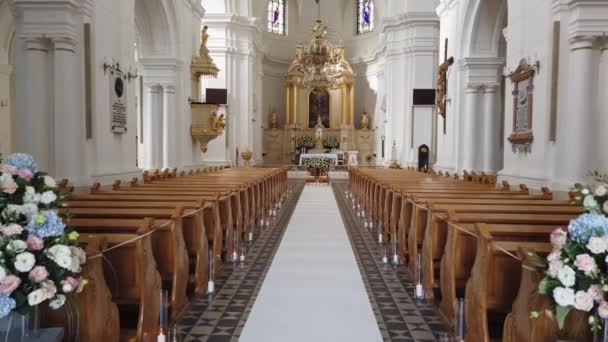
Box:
<box><xmin>314</xmin><ymin>115</ymin><xmax>324</xmax><ymax>149</ymax></box>
<box><xmin>201</xmin><ymin>26</ymin><xmax>209</xmax><ymax>47</ymax></box>
<box><xmin>270</xmin><ymin>112</ymin><xmax>279</xmax><ymax>129</ymax></box>
<box><xmin>360</xmin><ymin>112</ymin><xmax>370</xmax><ymax>130</ymax></box>
<box><xmin>209</xmin><ymin>111</ymin><xmax>225</xmax><ymax>132</ymax></box>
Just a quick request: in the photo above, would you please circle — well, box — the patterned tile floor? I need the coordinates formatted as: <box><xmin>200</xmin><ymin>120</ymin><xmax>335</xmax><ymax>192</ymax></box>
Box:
<box><xmin>177</xmin><ymin>181</ymin><xmax>450</xmax><ymax>341</ymax></box>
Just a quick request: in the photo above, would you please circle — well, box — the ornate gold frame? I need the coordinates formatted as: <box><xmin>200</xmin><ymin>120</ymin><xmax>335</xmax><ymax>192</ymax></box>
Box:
<box><xmin>508</xmin><ymin>59</ymin><xmax>535</xmax><ymax>147</ymax></box>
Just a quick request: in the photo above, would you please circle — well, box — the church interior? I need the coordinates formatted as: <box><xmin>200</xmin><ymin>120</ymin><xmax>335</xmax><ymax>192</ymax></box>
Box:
<box><xmin>0</xmin><ymin>0</ymin><xmax>607</xmax><ymax>341</ymax></box>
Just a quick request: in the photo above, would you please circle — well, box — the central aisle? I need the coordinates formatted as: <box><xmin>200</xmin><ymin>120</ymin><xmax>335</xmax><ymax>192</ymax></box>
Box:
<box><xmin>239</xmin><ymin>185</ymin><xmax>383</xmax><ymax>342</ymax></box>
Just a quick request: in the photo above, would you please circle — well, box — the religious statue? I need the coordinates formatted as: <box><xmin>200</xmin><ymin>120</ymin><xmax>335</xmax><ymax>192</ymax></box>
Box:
<box><xmin>436</xmin><ymin>39</ymin><xmax>454</xmax><ymax>118</ymax></box>
<box><xmin>270</xmin><ymin>111</ymin><xmax>279</xmax><ymax>129</ymax></box>
<box><xmin>201</xmin><ymin>26</ymin><xmax>209</xmax><ymax>47</ymax></box>
<box><xmin>314</xmin><ymin>115</ymin><xmax>324</xmax><ymax>149</ymax></box>
<box><xmin>388</xmin><ymin>140</ymin><xmax>399</xmax><ymax>169</ymax></box>
<box><xmin>209</xmin><ymin>111</ymin><xmax>225</xmax><ymax>132</ymax></box>
<box><xmin>360</xmin><ymin>112</ymin><xmax>370</xmax><ymax>130</ymax></box>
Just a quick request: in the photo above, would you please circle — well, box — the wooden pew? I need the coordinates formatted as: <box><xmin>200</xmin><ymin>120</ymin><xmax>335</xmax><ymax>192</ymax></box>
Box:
<box><xmin>437</xmin><ymin>215</ymin><xmax>576</xmax><ymax>331</ymax></box>
<box><xmin>71</xmin><ymin>219</ymin><xmax>161</xmax><ymax>342</ymax></box>
<box><xmin>64</xmin><ymin>208</ymin><xmax>189</xmax><ymax>321</ymax></box>
<box><xmin>464</xmin><ymin>224</ymin><xmax>553</xmax><ymax>342</ymax></box>
<box><xmin>42</xmin><ymin>235</ymin><xmax>120</xmax><ymax>342</ymax></box>
<box><xmin>67</xmin><ymin>199</ymin><xmax>213</xmax><ymax>296</ymax></box>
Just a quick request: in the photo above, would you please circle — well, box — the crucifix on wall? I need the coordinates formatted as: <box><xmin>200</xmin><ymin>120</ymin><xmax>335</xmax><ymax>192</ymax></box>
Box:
<box><xmin>436</xmin><ymin>38</ymin><xmax>454</xmax><ymax>134</ymax></box>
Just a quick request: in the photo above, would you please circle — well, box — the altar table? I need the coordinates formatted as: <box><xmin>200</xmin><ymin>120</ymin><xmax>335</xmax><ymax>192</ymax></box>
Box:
<box><xmin>299</xmin><ymin>153</ymin><xmax>339</xmax><ymax>166</ymax></box>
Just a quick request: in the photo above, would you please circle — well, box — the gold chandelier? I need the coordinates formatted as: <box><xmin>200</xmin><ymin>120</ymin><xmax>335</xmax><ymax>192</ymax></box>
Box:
<box><xmin>296</xmin><ymin>19</ymin><xmax>344</xmax><ymax>89</ymax></box>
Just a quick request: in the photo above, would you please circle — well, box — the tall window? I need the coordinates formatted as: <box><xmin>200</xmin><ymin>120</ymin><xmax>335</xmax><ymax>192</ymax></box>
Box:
<box><xmin>267</xmin><ymin>0</ymin><xmax>286</xmax><ymax>35</ymax></box>
<box><xmin>357</xmin><ymin>0</ymin><xmax>374</xmax><ymax>34</ymax></box>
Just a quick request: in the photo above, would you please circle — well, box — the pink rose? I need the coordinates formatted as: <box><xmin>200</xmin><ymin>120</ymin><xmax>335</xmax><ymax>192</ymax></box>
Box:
<box><xmin>599</xmin><ymin>301</ymin><xmax>608</xmax><ymax>319</ymax></box>
<box><xmin>0</xmin><ymin>224</ymin><xmax>23</xmax><ymax>236</ymax></box>
<box><xmin>40</xmin><ymin>281</ymin><xmax>56</xmax><ymax>300</ymax></box>
<box><xmin>587</xmin><ymin>284</ymin><xmax>604</xmax><ymax>302</ymax></box>
<box><xmin>28</xmin><ymin>266</ymin><xmax>49</xmax><ymax>283</ymax></box>
<box><xmin>1</xmin><ymin>180</ymin><xmax>17</xmax><ymax>195</ymax></box>
<box><xmin>574</xmin><ymin>290</ymin><xmax>595</xmax><ymax>312</ymax></box>
<box><xmin>1</xmin><ymin>165</ymin><xmax>17</xmax><ymax>175</ymax></box>
<box><xmin>26</xmin><ymin>235</ymin><xmax>44</xmax><ymax>251</ymax></box>
<box><xmin>61</xmin><ymin>277</ymin><xmax>79</xmax><ymax>293</ymax></box>
<box><xmin>16</xmin><ymin>168</ymin><xmax>33</xmax><ymax>181</ymax></box>
<box><xmin>604</xmin><ymin>201</ymin><xmax>608</xmax><ymax>215</ymax></box>
<box><xmin>0</xmin><ymin>275</ymin><xmax>21</xmax><ymax>295</ymax></box>
<box><xmin>550</xmin><ymin>228</ymin><xmax>567</xmax><ymax>249</ymax></box>
<box><xmin>574</xmin><ymin>254</ymin><xmax>598</xmax><ymax>274</ymax></box>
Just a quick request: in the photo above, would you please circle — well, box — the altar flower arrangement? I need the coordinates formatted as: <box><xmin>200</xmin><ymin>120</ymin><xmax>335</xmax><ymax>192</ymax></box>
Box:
<box><xmin>323</xmin><ymin>136</ymin><xmax>339</xmax><ymax>150</ymax></box>
<box><xmin>303</xmin><ymin>157</ymin><xmax>331</xmax><ymax>170</ymax></box>
<box><xmin>0</xmin><ymin>153</ymin><xmax>86</xmax><ymax>319</ymax></box>
<box><xmin>537</xmin><ymin>172</ymin><xmax>608</xmax><ymax>332</ymax></box>
<box><xmin>296</xmin><ymin>135</ymin><xmax>314</xmax><ymax>149</ymax></box>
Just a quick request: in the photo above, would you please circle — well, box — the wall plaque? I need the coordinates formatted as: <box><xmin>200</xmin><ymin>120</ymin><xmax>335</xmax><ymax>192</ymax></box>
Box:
<box><xmin>110</xmin><ymin>69</ymin><xmax>127</xmax><ymax>134</ymax></box>
<box><xmin>508</xmin><ymin>59</ymin><xmax>535</xmax><ymax>152</ymax></box>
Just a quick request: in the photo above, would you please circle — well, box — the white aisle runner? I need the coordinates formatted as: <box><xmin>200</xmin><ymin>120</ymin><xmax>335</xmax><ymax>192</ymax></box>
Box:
<box><xmin>239</xmin><ymin>185</ymin><xmax>383</xmax><ymax>342</ymax></box>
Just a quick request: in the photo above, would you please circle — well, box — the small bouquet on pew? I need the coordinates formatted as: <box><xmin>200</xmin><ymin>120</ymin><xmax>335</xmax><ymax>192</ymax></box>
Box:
<box><xmin>0</xmin><ymin>153</ymin><xmax>86</xmax><ymax>319</ymax></box>
<box><xmin>537</xmin><ymin>173</ymin><xmax>608</xmax><ymax>332</ymax></box>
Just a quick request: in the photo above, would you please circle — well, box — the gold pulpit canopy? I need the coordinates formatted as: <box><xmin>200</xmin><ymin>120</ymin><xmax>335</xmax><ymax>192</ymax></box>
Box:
<box><xmin>191</xmin><ymin>26</ymin><xmax>219</xmax><ymax>78</ymax></box>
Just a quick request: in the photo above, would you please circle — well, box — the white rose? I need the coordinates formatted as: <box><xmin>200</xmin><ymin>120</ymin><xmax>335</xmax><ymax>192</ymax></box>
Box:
<box><xmin>49</xmin><ymin>295</ymin><xmax>66</xmax><ymax>310</ymax></box>
<box><xmin>46</xmin><ymin>245</ymin><xmax>73</xmax><ymax>269</ymax></box>
<box><xmin>584</xmin><ymin>195</ymin><xmax>599</xmax><ymax>210</ymax></box>
<box><xmin>554</xmin><ymin>287</ymin><xmax>576</xmax><ymax>307</ymax></box>
<box><xmin>6</xmin><ymin>240</ymin><xmax>27</xmax><ymax>254</ymax></box>
<box><xmin>20</xmin><ymin>203</ymin><xmax>39</xmax><ymax>220</ymax></box>
<box><xmin>582</xmin><ymin>188</ymin><xmax>590</xmax><ymax>195</ymax></box>
<box><xmin>549</xmin><ymin>260</ymin><xmax>563</xmax><ymax>277</ymax></box>
<box><xmin>0</xmin><ymin>174</ymin><xmax>11</xmax><ymax>183</ymax></box>
<box><xmin>14</xmin><ymin>252</ymin><xmax>35</xmax><ymax>273</ymax></box>
<box><xmin>587</xmin><ymin>236</ymin><xmax>607</xmax><ymax>254</ymax></box>
<box><xmin>557</xmin><ymin>265</ymin><xmax>576</xmax><ymax>287</ymax></box>
<box><xmin>25</xmin><ymin>186</ymin><xmax>35</xmax><ymax>195</ymax></box>
<box><xmin>40</xmin><ymin>191</ymin><xmax>57</xmax><ymax>205</ymax></box>
<box><xmin>43</xmin><ymin>176</ymin><xmax>56</xmax><ymax>188</ymax></box>
<box><xmin>27</xmin><ymin>289</ymin><xmax>46</xmax><ymax>306</ymax></box>
<box><xmin>595</xmin><ymin>185</ymin><xmax>607</xmax><ymax>197</ymax></box>
<box><xmin>0</xmin><ymin>266</ymin><xmax>7</xmax><ymax>282</ymax></box>
<box><xmin>574</xmin><ymin>290</ymin><xmax>595</xmax><ymax>312</ymax></box>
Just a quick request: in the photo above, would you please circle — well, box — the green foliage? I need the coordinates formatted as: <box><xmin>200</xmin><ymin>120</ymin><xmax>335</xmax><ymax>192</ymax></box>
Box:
<box><xmin>322</xmin><ymin>136</ymin><xmax>339</xmax><ymax>149</ymax></box>
<box><xmin>304</xmin><ymin>157</ymin><xmax>331</xmax><ymax>170</ymax></box>
<box><xmin>297</xmin><ymin>135</ymin><xmax>314</xmax><ymax>148</ymax></box>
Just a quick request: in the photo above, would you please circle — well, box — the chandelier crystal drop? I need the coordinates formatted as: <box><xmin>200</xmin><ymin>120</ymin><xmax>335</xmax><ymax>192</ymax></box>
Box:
<box><xmin>296</xmin><ymin>20</ymin><xmax>345</xmax><ymax>89</ymax></box>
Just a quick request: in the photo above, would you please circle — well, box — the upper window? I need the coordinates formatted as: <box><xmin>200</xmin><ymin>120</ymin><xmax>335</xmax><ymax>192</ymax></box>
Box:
<box><xmin>357</xmin><ymin>0</ymin><xmax>374</xmax><ymax>35</ymax></box>
<box><xmin>267</xmin><ymin>0</ymin><xmax>286</xmax><ymax>35</ymax></box>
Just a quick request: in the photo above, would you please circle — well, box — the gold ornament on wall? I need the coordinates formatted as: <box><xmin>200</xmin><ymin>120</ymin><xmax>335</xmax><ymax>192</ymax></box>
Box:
<box><xmin>270</xmin><ymin>112</ymin><xmax>279</xmax><ymax>129</ymax></box>
<box><xmin>241</xmin><ymin>148</ymin><xmax>253</xmax><ymax>167</ymax></box>
<box><xmin>360</xmin><ymin>112</ymin><xmax>370</xmax><ymax>130</ymax></box>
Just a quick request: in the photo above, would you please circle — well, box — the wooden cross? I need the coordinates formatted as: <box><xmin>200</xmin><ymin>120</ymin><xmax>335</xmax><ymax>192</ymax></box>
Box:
<box><xmin>436</xmin><ymin>38</ymin><xmax>454</xmax><ymax>133</ymax></box>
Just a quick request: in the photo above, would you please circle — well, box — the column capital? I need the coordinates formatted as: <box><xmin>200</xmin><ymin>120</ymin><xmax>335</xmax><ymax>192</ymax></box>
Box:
<box><xmin>569</xmin><ymin>35</ymin><xmax>596</xmax><ymax>50</ymax></box>
<box><xmin>163</xmin><ymin>85</ymin><xmax>176</xmax><ymax>94</ymax></box>
<box><xmin>23</xmin><ymin>37</ymin><xmax>50</xmax><ymax>52</ymax></box>
<box><xmin>146</xmin><ymin>84</ymin><xmax>163</xmax><ymax>93</ymax></box>
<box><xmin>52</xmin><ymin>37</ymin><xmax>77</xmax><ymax>53</ymax></box>
<box><xmin>482</xmin><ymin>84</ymin><xmax>500</xmax><ymax>93</ymax></box>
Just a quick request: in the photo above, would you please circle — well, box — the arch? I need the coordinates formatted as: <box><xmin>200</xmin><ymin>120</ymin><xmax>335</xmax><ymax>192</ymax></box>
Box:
<box><xmin>460</xmin><ymin>0</ymin><xmax>508</xmax><ymax>58</ymax></box>
<box><xmin>134</xmin><ymin>0</ymin><xmax>178</xmax><ymax>57</ymax></box>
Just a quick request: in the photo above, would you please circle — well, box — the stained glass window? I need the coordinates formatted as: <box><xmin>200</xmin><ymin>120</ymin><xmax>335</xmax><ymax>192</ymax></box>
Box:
<box><xmin>357</xmin><ymin>0</ymin><xmax>374</xmax><ymax>35</ymax></box>
<box><xmin>267</xmin><ymin>0</ymin><xmax>286</xmax><ymax>35</ymax></box>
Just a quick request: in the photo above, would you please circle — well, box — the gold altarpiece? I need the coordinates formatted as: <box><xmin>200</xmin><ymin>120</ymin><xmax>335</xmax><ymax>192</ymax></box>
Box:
<box><xmin>262</xmin><ymin>47</ymin><xmax>374</xmax><ymax>165</ymax></box>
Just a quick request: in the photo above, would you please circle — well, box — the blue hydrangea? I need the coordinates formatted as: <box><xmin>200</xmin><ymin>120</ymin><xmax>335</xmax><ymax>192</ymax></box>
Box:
<box><xmin>26</xmin><ymin>210</ymin><xmax>65</xmax><ymax>238</ymax></box>
<box><xmin>0</xmin><ymin>294</ymin><xmax>16</xmax><ymax>319</ymax></box>
<box><xmin>4</xmin><ymin>153</ymin><xmax>39</xmax><ymax>174</ymax></box>
<box><xmin>567</xmin><ymin>213</ymin><xmax>608</xmax><ymax>243</ymax></box>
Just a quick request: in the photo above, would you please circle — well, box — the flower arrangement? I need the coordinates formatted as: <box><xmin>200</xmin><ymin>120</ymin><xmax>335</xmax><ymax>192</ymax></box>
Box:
<box><xmin>323</xmin><ymin>136</ymin><xmax>339</xmax><ymax>150</ymax></box>
<box><xmin>0</xmin><ymin>153</ymin><xmax>86</xmax><ymax>319</ymax></box>
<box><xmin>537</xmin><ymin>172</ymin><xmax>608</xmax><ymax>331</ymax></box>
<box><xmin>297</xmin><ymin>135</ymin><xmax>314</xmax><ymax>149</ymax></box>
<box><xmin>303</xmin><ymin>157</ymin><xmax>331</xmax><ymax>170</ymax></box>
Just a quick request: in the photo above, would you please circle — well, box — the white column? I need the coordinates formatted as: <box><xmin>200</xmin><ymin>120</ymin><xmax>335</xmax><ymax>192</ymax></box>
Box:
<box><xmin>461</xmin><ymin>86</ymin><xmax>480</xmax><ymax>171</ymax></box>
<box><xmin>13</xmin><ymin>38</ymin><xmax>52</xmax><ymax>171</ymax></box>
<box><xmin>162</xmin><ymin>85</ymin><xmax>177</xmax><ymax>168</ymax></box>
<box><xmin>599</xmin><ymin>41</ymin><xmax>608</xmax><ymax>172</ymax></box>
<box><xmin>52</xmin><ymin>38</ymin><xmax>84</xmax><ymax>180</ymax></box>
<box><xmin>555</xmin><ymin>36</ymin><xmax>596</xmax><ymax>185</ymax></box>
<box><xmin>481</xmin><ymin>85</ymin><xmax>500</xmax><ymax>172</ymax></box>
<box><xmin>143</xmin><ymin>84</ymin><xmax>163</xmax><ymax>169</ymax></box>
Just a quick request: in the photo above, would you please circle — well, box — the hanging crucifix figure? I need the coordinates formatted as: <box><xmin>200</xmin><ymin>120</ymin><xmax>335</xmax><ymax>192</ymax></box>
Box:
<box><xmin>436</xmin><ymin>38</ymin><xmax>454</xmax><ymax>134</ymax></box>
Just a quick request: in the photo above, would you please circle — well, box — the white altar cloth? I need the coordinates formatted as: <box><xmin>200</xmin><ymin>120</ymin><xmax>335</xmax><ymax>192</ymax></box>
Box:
<box><xmin>299</xmin><ymin>153</ymin><xmax>339</xmax><ymax>166</ymax></box>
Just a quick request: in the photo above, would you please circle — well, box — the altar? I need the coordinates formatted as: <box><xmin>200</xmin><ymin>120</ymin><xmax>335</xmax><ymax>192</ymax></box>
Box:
<box><xmin>299</xmin><ymin>153</ymin><xmax>339</xmax><ymax>166</ymax></box>
<box><xmin>261</xmin><ymin>19</ymin><xmax>376</xmax><ymax>166</ymax></box>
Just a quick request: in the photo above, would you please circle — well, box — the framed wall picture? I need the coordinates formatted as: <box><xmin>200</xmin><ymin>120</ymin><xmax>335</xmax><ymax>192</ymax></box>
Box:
<box><xmin>507</xmin><ymin>59</ymin><xmax>535</xmax><ymax>151</ymax></box>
